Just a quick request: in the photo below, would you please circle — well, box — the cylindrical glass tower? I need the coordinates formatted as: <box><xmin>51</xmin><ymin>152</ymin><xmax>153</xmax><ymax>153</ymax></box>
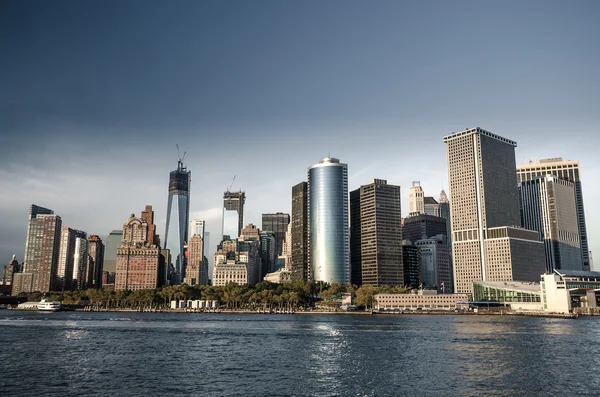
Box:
<box><xmin>308</xmin><ymin>157</ymin><xmax>349</xmax><ymax>284</ymax></box>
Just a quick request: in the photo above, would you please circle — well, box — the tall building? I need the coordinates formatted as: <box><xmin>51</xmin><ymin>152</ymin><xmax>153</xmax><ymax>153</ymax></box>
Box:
<box><xmin>424</xmin><ymin>197</ymin><xmax>440</xmax><ymax>216</ymax></box>
<box><xmin>402</xmin><ymin>244</ymin><xmax>421</xmax><ymax>289</ymax></box>
<box><xmin>21</xmin><ymin>205</ymin><xmax>62</xmax><ymax>293</ymax></box>
<box><xmin>262</xmin><ymin>213</ymin><xmax>290</xmax><ymax>257</ymax></box>
<box><xmin>350</xmin><ymin>179</ymin><xmax>403</xmax><ymax>286</ymax></box>
<box><xmin>408</xmin><ymin>182</ymin><xmax>425</xmax><ymax>215</ymax></box>
<box><xmin>402</xmin><ymin>214</ymin><xmax>447</xmax><ymax>245</ymax></box>
<box><xmin>291</xmin><ymin>182</ymin><xmax>309</xmax><ymax>281</ymax></box>
<box><xmin>444</xmin><ymin>127</ymin><xmax>545</xmax><ymax>294</ymax></box>
<box><xmin>259</xmin><ymin>231</ymin><xmax>277</xmax><ymax>275</ymax></box>
<box><xmin>519</xmin><ymin>175</ymin><xmax>581</xmax><ymax>272</ymax></box>
<box><xmin>415</xmin><ymin>236</ymin><xmax>452</xmax><ymax>293</ymax></box>
<box><xmin>190</xmin><ymin>220</ymin><xmax>206</xmax><ymax>237</ymax></box>
<box><xmin>2</xmin><ymin>255</ymin><xmax>20</xmax><ymax>286</ymax></box>
<box><xmin>87</xmin><ymin>235</ymin><xmax>104</xmax><ymax>289</ymax></box>
<box><xmin>517</xmin><ymin>158</ymin><xmax>590</xmax><ymax>270</ymax></box>
<box><xmin>223</xmin><ymin>191</ymin><xmax>245</xmax><ymax>240</ymax></box>
<box><xmin>103</xmin><ymin>229</ymin><xmax>123</xmax><ymax>284</ymax></box>
<box><xmin>164</xmin><ymin>161</ymin><xmax>191</xmax><ymax>282</ymax></box>
<box><xmin>438</xmin><ymin>190</ymin><xmax>451</xmax><ymax>246</ymax></box>
<box><xmin>213</xmin><ymin>238</ymin><xmax>261</xmax><ymax>286</ymax></box>
<box><xmin>57</xmin><ymin>227</ymin><xmax>77</xmax><ymax>291</ymax></box>
<box><xmin>115</xmin><ymin>207</ymin><xmax>162</xmax><ymax>291</ymax></box>
<box><xmin>184</xmin><ymin>233</ymin><xmax>206</xmax><ymax>286</ymax></box>
<box><xmin>308</xmin><ymin>157</ymin><xmax>349</xmax><ymax>284</ymax></box>
<box><xmin>72</xmin><ymin>230</ymin><xmax>88</xmax><ymax>290</ymax></box>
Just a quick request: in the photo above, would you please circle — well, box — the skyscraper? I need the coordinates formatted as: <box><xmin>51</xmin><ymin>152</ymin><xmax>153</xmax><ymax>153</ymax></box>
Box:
<box><xmin>415</xmin><ymin>236</ymin><xmax>452</xmax><ymax>293</ymax></box>
<box><xmin>350</xmin><ymin>179</ymin><xmax>403</xmax><ymax>286</ymax></box>
<box><xmin>308</xmin><ymin>157</ymin><xmax>349</xmax><ymax>284</ymax></box>
<box><xmin>115</xmin><ymin>207</ymin><xmax>162</xmax><ymax>291</ymax></box>
<box><xmin>87</xmin><ymin>235</ymin><xmax>104</xmax><ymax>289</ymax></box>
<box><xmin>184</xmin><ymin>233</ymin><xmax>206</xmax><ymax>286</ymax></box>
<box><xmin>519</xmin><ymin>175</ymin><xmax>581</xmax><ymax>272</ymax></box>
<box><xmin>222</xmin><ymin>191</ymin><xmax>245</xmax><ymax>240</ymax></box>
<box><xmin>262</xmin><ymin>213</ymin><xmax>290</xmax><ymax>257</ymax></box>
<box><xmin>444</xmin><ymin>127</ymin><xmax>545</xmax><ymax>294</ymax></box>
<box><xmin>164</xmin><ymin>160</ymin><xmax>191</xmax><ymax>282</ymax></box>
<box><xmin>423</xmin><ymin>197</ymin><xmax>440</xmax><ymax>216</ymax></box>
<box><xmin>402</xmin><ymin>214</ymin><xmax>447</xmax><ymax>244</ymax></box>
<box><xmin>72</xmin><ymin>231</ymin><xmax>88</xmax><ymax>290</ymax></box>
<box><xmin>57</xmin><ymin>227</ymin><xmax>77</xmax><ymax>291</ymax></box>
<box><xmin>291</xmin><ymin>182</ymin><xmax>309</xmax><ymax>281</ymax></box>
<box><xmin>517</xmin><ymin>158</ymin><xmax>590</xmax><ymax>270</ymax></box>
<box><xmin>103</xmin><ymin>229</ymin><xmax>122</xmax><ymax>285</ymax></box>
<box><xmin>408</xmin><ymin>182</ymin><xmax>424</xmax><ymax>215</ymax></box>
<box><xmin>21</xmin><ymin>205</ymin><xmax>62</xmax><ymax>293</ymax></box>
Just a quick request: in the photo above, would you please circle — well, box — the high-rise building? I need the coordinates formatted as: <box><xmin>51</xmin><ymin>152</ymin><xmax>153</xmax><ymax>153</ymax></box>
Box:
<box><xmin>2</xmin><ymin>255</ymin><xmax>20</xmax><ymax>286</ymax></box>
<box><xmin>164</xmin><ymin>161</ymin><xmax>191</xmax><ymax>282</ymax></box>
<box><xmin>222</xmin><ymin>191</ymin><xmax>245</xmax><ymax>240</ymax></box>
<box><xmin>519</xmin><ymin>175</ymin><xmax>581</xmax><ymax>272</ymax></box>
<box><xmin>72</xmin><ymin>230</ymin><xmax>88</xmax><ymax>290</ymax></box>
<box><xmin>184</xmin><ymin>233</ymin><xmax>206</xmax><ymax>286</ymax></box>
<box><xmin>190</xmin><ymin>220</ymin><xmax>206</xmax><ymax>237</ymax></box>
<box><xmin>402</xmin><ymin>244</ymin><xmax>421</xmax><ymax>289</ymax></box>
<box><xmin>103</xmin><ymin>229</ymin><xmax>122</xmax><ymax>284</ymax></box>
<box><xmin>291</xmin><ymin>182</ymin><xmax>309</xmax><ymax>281</ymax></box>
<box><xmin>517</xmin><ymin>158</ymin><xmax>590</xmax><ymax>270</ymax></box>
<box><xmin>350</xmin><ymin>179</ymin><xmax>403</xmax><ymax>286</ymax></box>
<box><xmin>115</xmin><ymin>206</ymin><xmax>162</xmax><ymax>291</ymax></box>
<box><xmin>424</xmin><ymin>197</ymin><xmax>440</xmax><ymax>216</ymax></box>
<box><xmin>213</xmin><ymin>238</ymin><xmax>261</xmax><ymax>286</ymax></box>
<box><xmin>444</xmin><ymin>127</ymin><xmax>545</xmax><ymax>294</ymax></box>
<box><xmin>262</xmin><ymin>213</ymin><xmax>290</xmax><ymax>257</ymax></box>
<box><xmin>87</xmin><ymin>235</ymin><xmax>104</xmax><ymax>289</ymax></box>
<box><xmin>57</xmin><ymin>227</ymin><xmax>77</xmax><ymax>291</ymax></box>
<box><xmin>409</xmin><ymin>182</ymin><xmax>425</xmax><ymax>215</ymax></box>
<box><xmin>415</xmin><ymin>236</ymin><xmax>452</xmax><ymax>293</ymax></box>
<box><xmin>308</xmin><ymin>157</ymin><xmax>349</xmax><ymax>284</ymax></box>
<box><xmin>402</xmin><ymin>214</ymin><xmax>448</xmax><ymax>245</ymax></box>
<box><xmin>438</xmin><ymin>190</ymin><xmax>451</xmax><ymax>246</ymax></box>
<box><xmin>21</xmin><ymin>205</ymin><xmax>62</xmax><ymax>293</ymax></box>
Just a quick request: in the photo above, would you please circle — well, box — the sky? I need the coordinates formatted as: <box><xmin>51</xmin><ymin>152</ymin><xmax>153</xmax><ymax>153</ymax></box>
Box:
<box><xmin>1</xmin><ymin>1</ymin><xmax>599</xmax><ymax>272</ymax></box>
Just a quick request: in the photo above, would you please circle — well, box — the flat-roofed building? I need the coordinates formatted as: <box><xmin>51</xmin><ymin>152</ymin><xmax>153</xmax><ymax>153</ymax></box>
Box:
<box><xmin>374</xmin><ymin>291</ymin><xmax>469</xmax><ymax>311</ymax></box>
<box><xmin>541</xmin><ymin>270</ymin><xmax>600</xmax><ymax>313</ymax></box>
<box><xmin>472</xmin><ymin>280</ymin><xmax>542</xmax><ymax>311</ymax></box>
<box><xmin>212</xmin><ymin>260</ymin><xmax>248</xmax><ymax>286</ymax></box>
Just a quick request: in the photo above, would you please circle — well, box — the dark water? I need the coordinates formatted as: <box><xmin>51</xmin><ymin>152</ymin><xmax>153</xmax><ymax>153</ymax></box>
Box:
<box><xmin>1</xmin><ymin>311</ymin><xmax>599</xmax><ymax>396</ymax></box>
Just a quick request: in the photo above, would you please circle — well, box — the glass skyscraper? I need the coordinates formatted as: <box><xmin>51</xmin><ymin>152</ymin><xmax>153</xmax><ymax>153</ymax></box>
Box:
<box><xmin>164</xmin><ymin>160</ymin><xmax>191</xmax><ymax>282</ymax></box>
<box><xmin>222</xmin><ymin>191</ymin><xmax>245</xmax><ymax>241</ymax></box>
<box><xmin>308</xmin><ymin>157</ymin><xmax>349</xmax><ymax>284</ymax></box>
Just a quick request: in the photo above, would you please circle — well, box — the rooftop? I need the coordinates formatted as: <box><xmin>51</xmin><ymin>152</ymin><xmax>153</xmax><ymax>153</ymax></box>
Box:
<box><xmin>473</xmin><ymin>280</ymin><xmax>541</xmax><ymax>294</ymax></box>
<box><xmin>443</xmin><ymin>127</ymin><xmax>517</xmax><ymax>147</ymax></box>
<box><xmin>554</xmin><ymin>269</ymin><xmax>600</xmax><ymax>278</ymax></box>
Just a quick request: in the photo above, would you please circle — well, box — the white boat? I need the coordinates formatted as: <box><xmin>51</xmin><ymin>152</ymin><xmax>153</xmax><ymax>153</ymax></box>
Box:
<box><xmin>38</xmin><ymin>299</ymin><xmax>61</xmax><ymax>312</ymax></box>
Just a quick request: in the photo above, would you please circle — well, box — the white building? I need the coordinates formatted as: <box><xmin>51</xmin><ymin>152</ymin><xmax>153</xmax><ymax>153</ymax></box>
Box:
<box><xmin>212</xmin><ymin>260</ymin><xmax>248</xmax><ymax>286</ymax></box>
<box><xmin>408</xmin><ymin>181</ymin><xmax>424</xmax><ymax>215</ymax></box>
<box><xmin>263</xmin><ymin>268</ymin><xmax>293</xmax><ymax>284</ymax></box>
<box><xmin>541</xmin><ymin>270</ymin><xmax>600</xmax><ymax>313</ymax></box>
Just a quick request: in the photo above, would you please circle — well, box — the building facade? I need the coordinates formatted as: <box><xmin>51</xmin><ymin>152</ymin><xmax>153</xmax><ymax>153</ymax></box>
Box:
<box><xmin>308</xmin><ymin>157</ymin><xmax>349</xmax><ymax>284</ymax></box>
<box><xmin>517</xmin><ymin>158</ymin><xmax>590</xmax><ymax>270</ymax></box>
<box><xmin>402</xmin><ymin>214</ymin><xmax>448</xmax><ymax>245</ymax></box>
<box><xmin>408</xmin><ymin>182</ymin><xmax>425</xmax><ymax>215</ymax></box>
<box><xmin>22</xmin><ymin>205</ymin><xmax>62</xmax><ymax>293</ymax></box>
<box><xmin>350</xmin><ymin>179</ymin><xmax>403</xmax><ymax>286</ymax></box>
<box><xmin>103</xmin><ymin>229</ymin><xmax>123</xmax><ymax>282</ymax></box>
<box><xmin>57</xmin><ymin>227</ymin><xmax>77</xmax><ymax>291</ymax></box>
<box><xmin>424</xmin><ymin>197</ymin><xmax>440</xmax><ymax>217</ymax></box>
<box><xmin>87</xmin><ymin>235</ymin><xmax>105</xmax><ymax>289</ymax></box>
<box><xmin>415</xmin><ymin>236</ymin><xmax>452</xmax><ymax>293</ymax></box>
<box><xmin>115</xmin><ymin>207</ymin><xmax>162</xmax><ymax>291</ymax></box>
<box><xmin>402</xmin><ymin>244</ymin><xmax>421</xmax><ymax>289</ymax></box>
<box><xmin>212</xmin><ymin>260</ymin><xmax>248</xmax><ymax>287</ymax></box>
<box><xmin>183</xmin><ymin>233</ymin><xmax>206</xmax><ymax>286</ymax></box>
<box><xmin>164</xmin><ymin>161</ymin><xmax>191</xmax><ymax>282</ymax></box>
<box><xmin>444</xmin><ymin>127</ymin><xmax>546</xmax><ymax>294</ymax></box>
<box><xmin>2</xmin><ymin>255</ymin><xmax>20</xmax><ymax>287</ymax></box>
<box><xmin>291</xmin><ymin>182</ymin><xmax>309</xmax><ymax>281</ymax></box>
<box><xmin>519</xmin><ymin>175</ymin><xmax>581</xmax><ymax>272</ymax></box>
<box><xmin>262</xmin><ymin>213</ymin><xmax>290</xmax><ymax>257</ymax></box>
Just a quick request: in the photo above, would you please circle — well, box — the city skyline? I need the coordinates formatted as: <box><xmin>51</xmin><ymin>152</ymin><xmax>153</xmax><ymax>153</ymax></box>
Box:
<box><xmin>1</xmin><ymin>1</ymin><xmax>599</xmax><ymax>272</ymax></box>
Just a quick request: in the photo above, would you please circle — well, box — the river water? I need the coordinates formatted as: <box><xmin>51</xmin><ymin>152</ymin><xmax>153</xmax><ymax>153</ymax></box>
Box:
<box><xmin>0</xmin><ymin>311</ymin><xmax>598</xmax><ymax>396</ymax></box>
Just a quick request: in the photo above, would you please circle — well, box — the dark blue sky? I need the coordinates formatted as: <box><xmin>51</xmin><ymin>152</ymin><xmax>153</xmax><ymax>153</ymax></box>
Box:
<box><xmin>1</xmin><ymin>1</ymin><xmax>599</xmax><ymax>269</ymax></box>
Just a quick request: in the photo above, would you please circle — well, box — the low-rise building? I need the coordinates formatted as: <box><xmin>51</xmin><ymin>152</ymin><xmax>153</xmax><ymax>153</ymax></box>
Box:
<box><xmin>542</xmin><ymin>270</ymin><xmax>600</xmax><ymax>313</ymax></box>
<box><xmin>263</xmin><ymin>268</ymin><xmax>293</xmax><ymax>284</ymax></box>
<box><xmin>213</xmin><ymin>260</ymin><xmax>248</xmax><ymax>286</ymax></box>
<box><xmin>472</xmin><ymin>280</ymin><xmax>542</xmax><ymax>311</ymax></box>
<box><xmin>375</xmin><ymin>290</ymin><xmax>469</xmax><ymax>311</ymax></box>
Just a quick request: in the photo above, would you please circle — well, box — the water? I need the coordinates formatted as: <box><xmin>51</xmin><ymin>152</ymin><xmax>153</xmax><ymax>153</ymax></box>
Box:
<box><xmin>1</xmin><ymin>311</ymin><xmax>599</xmax><ymax>396</ymax></box>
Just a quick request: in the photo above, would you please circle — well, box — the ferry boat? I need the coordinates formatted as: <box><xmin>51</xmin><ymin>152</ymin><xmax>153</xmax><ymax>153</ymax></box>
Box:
<box><xmin>38</xmin><ymin>299</ymin><xmax>61</xmax><ymax>312</ymax></box>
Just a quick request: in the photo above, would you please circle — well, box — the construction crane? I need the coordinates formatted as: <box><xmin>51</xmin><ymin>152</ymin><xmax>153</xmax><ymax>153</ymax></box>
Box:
<box><xmin>176</xmin><ymin>144</ymin><xmax>186</xmax><ymax>163</ymax></box>
<box><xmin>227</xmin><ymin>175</ymin><xmax>236</xmax><ymax>192</ymax></box>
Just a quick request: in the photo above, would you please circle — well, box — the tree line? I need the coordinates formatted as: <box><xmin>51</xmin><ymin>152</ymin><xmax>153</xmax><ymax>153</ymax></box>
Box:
<box><xmin>27</xmin><ymin>281</ymin><xmax>411</xmax><ymax>310</ymax></box>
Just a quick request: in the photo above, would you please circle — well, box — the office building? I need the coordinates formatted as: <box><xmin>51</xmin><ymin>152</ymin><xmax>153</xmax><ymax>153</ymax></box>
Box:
<box><xmin>190</xmin><ymin>220</ymin><xmax>206</xmax><ymax>237</ymax></box>
<box><xmin>262</xmin><ymin>213</ymin><xmax>290</xmax><ymax>257</ymax></box>
<box><xmin>291</xmin><ymin>182</ymin><xmax>309</xmax><ymax>281</ymax></box>
<box><xmin>519</xmin><ymin>175</ymin><xmax>581</xmax><ymax>272</ymax></box>
<box><xmin>57</xmin><ymin>227</ymin><xmax>77</xmax><ymax>291</ymax></box>
<box><xmin>444</xmin><ymin>127</ymin><xmax>546</xmax><ymax>294</ymax></box>
<box><xmin>402</xmin><ymin>244</ymin><xmax>421</xmax><ymax>289</ymax></box>
<box><xmin>402</xmin><ymin>214</ymin><xmax>448</xmax><ymax>245</ymax></box>
<box><xmin>281</xmin><ymin>223</ymin><xmax>292</xmax><ymax>270</ymax></box>
<box><xmin>260</xmin><ymin>231</ymin><xmax>277</xmax><ymax>274</ymax></box>
<box><xmin>375</xmin><ymin>291</ymin><xmax>470</xmax><ymax>311</ymax></box>
<box><xmin>263</xmin><ymin>268</ymin><xmax>293</xmax><ymax>284</ymax></box>
<box><xmin>408</xmin><ymin>182</ymin><xmax>425</xmax><ymax>215</ymax></box>
<box><xmin>115</xmin><ymin>206</ymin><xmax>162</xmax><ymax>291</ymax></box>
<box><xmin>223</xmin><ymin>191</ymin><xmax>245</xmax><ymax>240</ymax></box>
<box><xmin>213</xmin><ymin>237</ymin><xmax>261</xmax><ymax>285</ymax></box>
<box><xmin>438</xmin><ymin>190</ymin><xmax>452</xmax><ymax>248</ymax></box>
<box><xmin>424</xmin><ymin>197</ymin><xmax>440</xmax><ymax>217</ymax></box>
<box><xmin>184</xmin><ymin>233</ymin><xmax>206</xmax><ymax>286</ymax></box>
<box><xmin>103</xmin><ymin>229</ymin><xmax>122</xmax><ymax>283</ymax></box>
<box><xmin>164</xmin><ymin>160</ymin><xmax>191</xmax><ymax>281</ymax></box>
<box><xmin>87</xmin><ymin>235</ymin><xmax>104</xmax><ymax>289</ymax></box>
<box><xmin>517</xmin><ymin>158</ymin><xmax>590</xmax><ymax>270</ymax></box>
<box><xmin>308</xmin><ymin>157</ymin><xmax>349</xmax><ymax>284</ymax></box>
<box><xmin>415</xmin><ymin>236</ymin><xmax>452</xmax><ymax>293</ymax></box>
<box><xmin>22</xmin><ymin>205</ymin><xmax>62</xmax><ymax>293</ymax></box>
<box><xmin>212</xmin><ymin>260</ymin><xmax>248</xmax><ymax>287</ymax></box>
<box><xmin>72</xmin><ymin>231</ymin><xmax>88</xmax><ymax>290</ymax></box>
<box><xmin>350</xmin><ymin>179</ymin><xmax>403</xmax><ymax>286</ymax></box>
<box><xmin>2</xmin><ymin>255</ymin><xmax>20</xmax><ymax>286</ymax></box>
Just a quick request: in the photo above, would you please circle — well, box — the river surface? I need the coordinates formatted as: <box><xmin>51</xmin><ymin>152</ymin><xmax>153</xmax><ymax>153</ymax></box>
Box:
<box><xmin>0</xmin><ymin>311</ymin><xmax>599</xmax><ymax>396</ymax></box>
